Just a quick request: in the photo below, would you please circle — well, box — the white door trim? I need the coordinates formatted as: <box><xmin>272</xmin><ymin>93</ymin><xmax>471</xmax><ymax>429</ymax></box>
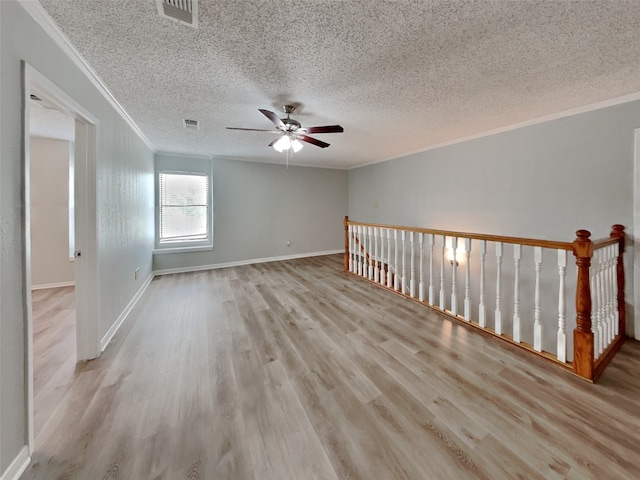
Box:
<box><xmin>23</xmin><ymin>63</ymin><xmax>101</xmax><ymax>455</ymax></box>
<box><xmin>634</xmin><ymin>129</ymin><xmax>640</xmax><ymax>340</ymax></box>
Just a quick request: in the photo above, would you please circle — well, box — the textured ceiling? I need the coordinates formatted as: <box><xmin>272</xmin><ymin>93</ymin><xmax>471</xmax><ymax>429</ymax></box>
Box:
<box><xmin>37</xmin><ymin>0</ymin><xmax>640</xmax><ymax>169</ymax></box>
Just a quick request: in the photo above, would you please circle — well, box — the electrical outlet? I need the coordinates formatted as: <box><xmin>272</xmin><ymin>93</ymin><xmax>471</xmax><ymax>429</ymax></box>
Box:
<box><xmin>134</xmin><ymin>268</ymin><xmax>140</xmax><ymax>280</ymax></box>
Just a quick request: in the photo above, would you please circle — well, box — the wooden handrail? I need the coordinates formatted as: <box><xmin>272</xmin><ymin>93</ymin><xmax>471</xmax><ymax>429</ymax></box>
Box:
<box><xmin>346</xmin><ymin>220</ymin><xmax>573</xmax><ymax>250</ymax></box>
<box><xmin>592</xmin><ymin>236</ymin><xmax>619</xmax><ymax>248</ymax></box>
<box><xmin>344</xmin><ymin>217</ymin><xmax>627</xmax><ymax>382</ymax></box>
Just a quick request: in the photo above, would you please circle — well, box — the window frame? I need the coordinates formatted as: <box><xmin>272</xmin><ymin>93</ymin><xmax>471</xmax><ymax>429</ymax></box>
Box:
<box><xmin>154</xmin><ymin>156</ymin><xmax>213</xmax><ymax>254</ymax></box>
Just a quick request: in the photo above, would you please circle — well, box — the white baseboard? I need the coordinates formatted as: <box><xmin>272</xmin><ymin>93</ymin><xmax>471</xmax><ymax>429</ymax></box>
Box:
<box><xmin>100</xmin><ymin>273</ymin><xmax>154</xmax><ymax>351</ymax></box>
<box><xmin>102</xmin><ymin>250</ymin><xmax>342</xmax><ymax>346</ymax></box>
<box><xmin>31</xmin><ymin>280</ymin><xmax>75</xmax><ymax>290</ymax></box>
<box><xmin>0</xmin><ymin>446</ymin><xmax>30</xmax><ymax>480</ymax></box>
<box><xmin>154</xmin><ymin>250</ymin><xmax>343</xmax><ymax>276</ymax></box>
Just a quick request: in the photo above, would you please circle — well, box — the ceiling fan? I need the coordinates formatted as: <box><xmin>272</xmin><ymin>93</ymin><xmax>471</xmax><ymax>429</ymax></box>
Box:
<box><xmin>226</xmin><ymin>105</ymin><xmax>344</xmax><ymax>152</ymax></box>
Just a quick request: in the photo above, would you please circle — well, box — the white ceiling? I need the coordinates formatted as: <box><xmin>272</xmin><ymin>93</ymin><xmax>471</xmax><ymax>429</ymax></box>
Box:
<box><xmin>37</xmin><ymin>0</ymin><xmax>640</xmax><ymax>169</ymax></box>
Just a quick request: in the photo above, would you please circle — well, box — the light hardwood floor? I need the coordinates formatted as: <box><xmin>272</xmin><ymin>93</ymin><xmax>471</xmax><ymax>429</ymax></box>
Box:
<box><xmin>31</xmin><ymin>286</ymin><xmax>77</xmax><ymax>440</ymax></box>
<box><xmin>21</xmin><ymin>254</ymin><xmax>640</xmax><ymax>479</ymax></box>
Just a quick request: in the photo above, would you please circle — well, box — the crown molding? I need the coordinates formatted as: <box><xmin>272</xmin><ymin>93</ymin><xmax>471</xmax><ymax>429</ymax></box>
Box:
<box><xmin>210</xmin><ymin>154</ymin><xmax>349</xmax><ymax>170</ymax></box>
<box><xmin>352</xmin><ymin>90</ymin><xmax>640</xmax><ymax>170</ymax></box>
<box><xmin>155</xmin><ymin>150</ymin><xmax>213</xmax><ymax>160</ymax></box>
<box><xmin>19</xmin><ymin>0</ymin><xmax>155</xmax><ymax>152</ymax></box>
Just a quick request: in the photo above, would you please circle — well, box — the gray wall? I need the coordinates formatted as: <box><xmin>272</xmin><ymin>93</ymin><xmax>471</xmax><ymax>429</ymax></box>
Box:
<box><xmin>30</xmin><ymin>137</ymin><xmax>75</xmax><ymax>286</ymax></box>
<box><xmin>1</xmin><ymin>1</ymin><xmax>154</xmax><ymax>473</ymax></box>
<box><xmin>349</xmin><ymin>100</ymin><xmax>639</xmax><ymax>339</ymax></box>
<box><xmin>153</xmin><ymin>155</ymin><xmax>348</xmax><ymax>271</ymax></box>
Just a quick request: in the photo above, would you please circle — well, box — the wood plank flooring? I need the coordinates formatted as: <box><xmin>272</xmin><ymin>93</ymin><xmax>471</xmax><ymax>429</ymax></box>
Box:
<box><xmin>21</xmin><ymin>254</ymin><xmax>640</xmax><ymax>479</ymax></box>
<box><xmin>31</xmin><ymin>286</ymin><xmax>77</xmax><ymax>440</ymax></box>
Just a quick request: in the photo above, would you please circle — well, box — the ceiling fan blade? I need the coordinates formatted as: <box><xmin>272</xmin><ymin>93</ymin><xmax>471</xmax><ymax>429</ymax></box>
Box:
<box><xmin>259</xmin><ymin>109</ymin><xmax>285</xmax><ymax>129</ymax></box>
<box><xmin>304</xmin><ymin>125</ymin><xmax>344</xmax><ymax>134</ymax></box>
<box><xmin>226</xmin><ymin>127</ymin><xmax>280</xmax><ymax>132</ymax></box>
<box><xmin>298</xmin><ymin>134</ymin><xmax>330</xmax><ymax>148</ymax></box>
<box><xmin>268</xmin><ymin>138</ymin><xmax>279</xmax><ymax>147</ymax></box>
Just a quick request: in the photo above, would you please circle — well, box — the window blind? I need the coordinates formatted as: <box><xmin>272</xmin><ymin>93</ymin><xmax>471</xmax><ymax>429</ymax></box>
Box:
<box><xmin>159</xmin><ymin>172</ymin><xmax>209</xmax><ymax>243</ymax></box>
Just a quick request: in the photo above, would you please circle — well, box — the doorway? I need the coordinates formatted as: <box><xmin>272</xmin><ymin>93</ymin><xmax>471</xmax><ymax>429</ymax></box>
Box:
<box><xmin>23</xmin><ymin>63</ymin><xmax>100</xmax><ymax>453</ymax></box>
<box><xmin>29</xmin><ymin>108</ymin><xmax>77</xmax><ymax>442</ymax></box>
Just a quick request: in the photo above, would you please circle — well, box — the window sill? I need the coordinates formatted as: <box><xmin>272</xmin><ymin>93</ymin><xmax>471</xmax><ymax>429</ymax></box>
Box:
<box><xmin>153</xmin><ymin>245</ymin><xmax>213</xmax><ymax>255</ymax></box>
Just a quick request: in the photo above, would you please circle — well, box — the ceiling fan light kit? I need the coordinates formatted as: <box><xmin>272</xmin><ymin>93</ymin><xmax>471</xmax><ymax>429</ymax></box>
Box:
<box><xmin>271</xmin><ymin>134</ymin><xmax>303</xmax><ymax>154</ymax></box>
<box><xmin>227</xmin><ymin>105</ymin><xmax>344</xmax><ymax>155</ymax></box>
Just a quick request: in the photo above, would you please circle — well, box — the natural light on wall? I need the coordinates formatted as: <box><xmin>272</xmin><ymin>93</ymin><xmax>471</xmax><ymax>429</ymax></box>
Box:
<box><xmin>447</xmin><ymin>240</ymin><xmax>466</xmax><ymax>265</ymax></box>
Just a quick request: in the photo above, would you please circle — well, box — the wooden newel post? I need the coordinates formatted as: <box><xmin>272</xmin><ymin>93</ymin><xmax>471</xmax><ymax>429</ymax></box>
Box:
<box><xmin>610</xmin><ymin>224</ymin><xmax>626</xmax><ymax>337</ymax></box>
<box><xmin>344</xmin><ymin>216</ymin><xmax>350</xmax><ymax>272</ymax></box>
<box><xmin>573</xmin><ymin>230</ymin><xmax>594</xmax><ymax>380</ymax></box>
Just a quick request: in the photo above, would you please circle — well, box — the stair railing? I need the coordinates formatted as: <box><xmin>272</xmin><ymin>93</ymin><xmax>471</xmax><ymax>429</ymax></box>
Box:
<box><xmin>343</xmin><ymin>216</ymin><xmax>626</xmax><ymax>382</ymax></box>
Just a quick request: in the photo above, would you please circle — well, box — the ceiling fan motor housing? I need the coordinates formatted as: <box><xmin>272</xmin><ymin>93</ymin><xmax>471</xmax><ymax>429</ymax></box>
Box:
<box><xmin>282</xmin><ymin>118</ymin><xmax>301</xmax><ymax>131</ymax></box>
<box><xmin>281</xmin><ymin>105</ymin><xmax>300</xmax><ymax>131</ymax></box>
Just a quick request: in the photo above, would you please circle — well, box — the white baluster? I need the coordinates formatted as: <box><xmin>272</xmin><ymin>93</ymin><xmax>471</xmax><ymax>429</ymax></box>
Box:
<box><xmin>439</xmin><ymin>236</ymin><xmax>446</xmax><ymax>309</ymax></box>
<box><xmin>387</xmin><ymin>229</ymin><xmax>393</xmax><ymax>288</ymax></box>
<box><xmin>608</xmin><ymin>245</ymin><xmax>617</xmax><ymax>342</ymax></box>
<box><xmin>590</xmin><ymin>249</ymin><xmax>600</xmax><ymax>354</ymax></box>
<box><xmin>363</xmin><ymin>225</ymin><xmax>368</xmax><ymax>277</ymax></box>
<box><xmin>602</xmin><ymin>246</ymin><xmax>609</xmax><ymax>346</ymax></box>
<box><xmin>428</xmin><ymin>234</ymin><xmax>435</xmax><ymax>305</ymax></box>
<box><xmin>533</xmin><ymin>246</ymin><xmax>543</xmax><ymax>352</ymax></box>
<box><xmin>419</xmin><ymin>233</ymin><xmax>425</xmax><ymax>302</ymax></box>
<box><xmin>603</xmin><ymin>247</ymin><xmax>610</xmax><ymax>347</ymax></box>
<box><xmin>479</xmin><ymin>240</ymin><xmax>487</xmax><ymax>328</ymax></box>
<box><xmin>600</xmin><ymin>248</ymin><xmax>607</xmax><ymax>352</ymax></box>
<box><xmin>379</xmin><ymin>228</ymin><xmax>386</xmax><ymax>285</ymax></box>
<box><xmin>598</xmin><ymin>248</ymin><xmax>608</xmax><ymax>354</ymax></box>
<box><xmin>495</xmin><ymin>242</ymin><xmax>503</xmax><ymax>335</ymax></box>
<box><xmin>450</xmin><ymin>237</ymin><xmax>458</xmax><ymax>315</ymax></box>
<box><xmin>557</xmin><ymin>249</ymin><xmax>567</xmax><ymax>363</ymax></box>
<box><xmin>600</xmin><ymin>247</ymin><xmax>607</xmax><ymax>349</ymax></box>
<box><xmin>410</xmin><ymin>232</ymin><xmax>416</xmax><ymax>298</ymax></box>
<box><xmin>604</xmin><ymin>245</ymin><xmax>611</xmax><ymax>343</ymax></box>
<box><xmin>363</xmin><ymin>226</ymin><xmax>368</xmax><ymax>278</ymax></box>
<box><xmin>401</xmin><ymin>230</ymin><xmax>407</xmax><ymax>294</ymax></box>
<box><xmin>596</xmin><ymin>249</ymin><xmax>604</xmax><ymax>355</ymax></box>
<box><xmin>357</xmin><ymin>226</ymin><xmax>363</xmax><ymax>276</ymax></box>
<box><xmin>348</xmin><ymin>225</ymin><xmax>354</xmax><ymax>273</ymax></box>
<box><xmin>464</xmin><ymin>238</ymin><xmax>471</xmax><ymax>321</ymax></box>
<box><xmin>611</xmin><ymin>243</ymin><xmax>624</xmax><ymax>338</ymax></box>
<box><xmin>374</xmin><ymin>227</ymin><xmax>380</xmax><ymax>283</ymax></box>
<box><xmin>351</xmin><ymin>225</ymin><xmax>357</xmax><ymax>273</ymax></box>
<box><xmin>393</xmin><ymin>230</ymin><xmax>399</xmax><ymax>291</ymax></box>
<box><xmin>613</xmin><ymin>244</ymin><xmax>620</xmax><ymax>336</ymax></box>
<box><xmin>368</xmin><ymin>226</ymin><xmax>374</xmax><ymax>280</ymax></box>
<box><xmin>513</xmin><ymin>244</ymin><xmax>522</xmax><ymax>343</ymax></box>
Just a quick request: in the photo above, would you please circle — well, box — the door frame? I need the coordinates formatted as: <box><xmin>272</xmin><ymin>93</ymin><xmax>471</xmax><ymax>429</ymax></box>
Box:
<box><xmin>23</xmin><ymin>63</ymin><xmax>101</xmax><ymax>453</ymax></box>
<box><xmin>634</xmin><ymin>128</ymin><xmax>640</xmax><ymax>340</ymax></box>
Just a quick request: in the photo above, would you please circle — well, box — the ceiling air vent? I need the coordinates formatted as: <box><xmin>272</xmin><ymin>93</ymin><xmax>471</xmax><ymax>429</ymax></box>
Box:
<box><xmin>183</xmin><ymin>119</ymin><xmax>200</xmax><ymax>130</ymax></box>
<box><xmin>157</xmin><ymin>0</ymin><xmax>198</xmax><ymax>28</ymax></box>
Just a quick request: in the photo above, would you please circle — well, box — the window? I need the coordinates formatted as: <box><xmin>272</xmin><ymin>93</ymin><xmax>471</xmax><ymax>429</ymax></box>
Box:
<box><xmin>159</xmin><ymin>172</ymin><xmax>209</xmax><ymax>243</ymax></box>
<box><xmin>155</xmin><ymin>160</ymin><xmax>213</xmax><ymax>253</ymax></box>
